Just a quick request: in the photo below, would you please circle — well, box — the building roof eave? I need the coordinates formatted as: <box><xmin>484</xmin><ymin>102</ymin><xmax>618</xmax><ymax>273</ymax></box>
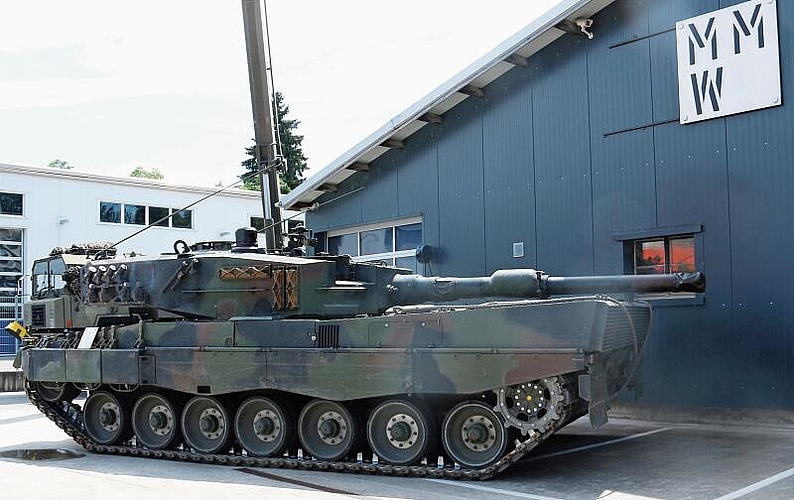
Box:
<box><xmin>282</xmin><ymin>0</ymin><xmax>612</xmax><ymax>210</ymax></box>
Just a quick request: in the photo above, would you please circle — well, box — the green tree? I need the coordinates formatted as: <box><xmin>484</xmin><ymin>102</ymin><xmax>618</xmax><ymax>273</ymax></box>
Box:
<box><xmin>48</xmin><ymin>159</ymin><xmax>73</xmax><ymax>169</ymax></box>
<box><xmin>130</xmin><ymin>166</ymin><xmax>164</xmax><ymax>180</ymax></box>
<box><xmin>241</xmin><ymin>91</ymin><xmax>308</xmax><ymax>193</ymax></box>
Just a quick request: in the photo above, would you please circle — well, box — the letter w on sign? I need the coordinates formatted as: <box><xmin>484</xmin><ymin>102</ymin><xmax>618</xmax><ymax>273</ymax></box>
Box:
<box><xmin>690</xmin><ymin>68</ymin><xmax>723</xmax><ymax>115</ymax></box>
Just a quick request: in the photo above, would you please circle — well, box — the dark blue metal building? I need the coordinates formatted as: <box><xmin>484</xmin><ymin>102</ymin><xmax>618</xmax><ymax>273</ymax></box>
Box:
<box><xmin>283</xmin><ymin>0</ymin><xmax>793</xmax><ymax>412</ymax></box>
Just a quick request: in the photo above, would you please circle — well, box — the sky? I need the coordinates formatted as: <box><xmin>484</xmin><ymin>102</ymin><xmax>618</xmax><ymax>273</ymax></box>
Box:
<box><xmin>0</xmin><ymin>0</ymin><xmax>561</xmax><ymax>188</ymax></box>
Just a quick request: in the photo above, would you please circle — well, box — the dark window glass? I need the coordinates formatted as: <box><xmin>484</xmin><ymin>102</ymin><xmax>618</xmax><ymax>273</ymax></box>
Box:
<box><xmin>395</xmin><ymin>256</ymin><xmax>418</xmax><ymax>273</ymax></box>
<box><xmin>99</xmin><ymin>202</ymin><xmax>121</xmax><ymax>223</ymax></box>
<box><xmin>124</xmin><ymin>204</ymin><xmax>146</xmax><ymax>225</ymax></box>
<box><xmin>0</xmin><ymin>275</ymin><xmax>20</xmax><ymax>288</ymax></box>
<box><xmin>395</xmin><ymin>223</ymin><xmax>422</xmax><ymax>251</ymax></box>
<box><xmin>360</xmin><ymin>228</ymin><xmax>392</xmax><ymax>255</ymax></box>
<box><xmin>250</xmin><ymin>217</ymin><xmax>265</xmax><ymax>231</ymax></box>
<box><xmin>0</xmin><ymin>193</ymin><xmax>23</xmax><ymax>216</ymax></box>
<box><xmin>0</xmin><ymin>260</ymin><xmax>22</xmax><ymax>273</ymax></box>
<box><xmin>287</xmin><ymin>219</ymin><xmax>303</xmax><ymax>233</ymax></box>
<box><xmin>328</xmin><ymin>233</ymin><xmax>357</xmax><ymax>256</ymax></box>
<box><xmin>314</xmin><ymin>232</ymin><xmax>326</xmax><ymax>253</ymax></box>
<box><xmin>0</xmin><ymin>245</ymin><xmax>22</xmax><ymax>258</ymax></box>
<box><xmin>149</xmin><ymin>206</ymin><xmax>170</xmax><ymax>227</ymax></box>
<box><xmin>0</xmin><ymin>229</ymin><xmax>22</xmax><ymax>242</ymax></box>
<box><xmin>172</xmin><ymin>209</ymin><xmax>192</xmax><ymax>229</ymax></box>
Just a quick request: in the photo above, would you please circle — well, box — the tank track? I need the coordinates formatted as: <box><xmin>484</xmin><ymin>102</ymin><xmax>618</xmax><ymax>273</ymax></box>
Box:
<box><xmin>24</xmin><ymin>379</ymin><xmax>577</xmax><ymax>481</ymax></box>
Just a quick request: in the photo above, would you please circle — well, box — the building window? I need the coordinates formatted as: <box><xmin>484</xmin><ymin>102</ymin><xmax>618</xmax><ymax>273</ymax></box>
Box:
<box><xmin>171</xmin><ymin>209</ymin><xmax>192</xmax><ymax>229</ymax></box>
<box><xmin>99</xmin><ymin>202</ymin><xmax>122</xmax><ymax>223</ymax></box>
<box><xmin>149</xmin><ymin>206</ymin><xmax>170</xmax><ymax>227</ymax></box>
<box><xmin>124</xmin><ymin>204</ymin><xmax>146</xmax><ymax>225</ymax></box>
<box><xmin>0</xmin><ymin>193</ymin><xmax>23</xmax><ymax>216</ymax></box>
<box><xmin>633</xmin><ymin>236</ymin><xmax>695</xmax><ymax>274</ymax></box>
<box><xmin>99</xmin><ymin>202</ymin><xmax>193</xmax><ymax>229</ymax></box>
<box><xmin>250</xmin><ymin>217</ymin><xmax>265</xmax><ymax>231</ymax></box>
<box><xmin>0</xmin><ymin>228</ymin><xmax>22</xmax><ymax>298</ymax></box>
<box><xmin>327</xmin><ymin>217</ymin><xmax>423</xmax><ymax>273</ymax></box>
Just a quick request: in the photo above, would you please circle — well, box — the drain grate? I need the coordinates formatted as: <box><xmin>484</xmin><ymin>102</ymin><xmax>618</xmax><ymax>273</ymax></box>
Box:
<box><xmin>0</xmin><ymin>448</ymin><xmax>85</xmax><ymax>461</ymax></box>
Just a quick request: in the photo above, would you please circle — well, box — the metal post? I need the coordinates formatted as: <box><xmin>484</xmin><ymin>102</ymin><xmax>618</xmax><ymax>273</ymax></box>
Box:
<box><xmin>241</xmin><ymin>0</ymin><xmax>283</xmax><ymax>251</ymax></box>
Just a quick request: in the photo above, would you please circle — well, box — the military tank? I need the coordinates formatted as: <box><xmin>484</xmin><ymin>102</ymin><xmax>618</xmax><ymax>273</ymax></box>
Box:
<box><xmin>13</xmin><ymin>228</ymin><xmax>705</xmax><ymax>479</ymax></box>
<box><xmin>12</xmin><ymin>0</ymin><xmax>706</xmax><ymax>480</ymax></box>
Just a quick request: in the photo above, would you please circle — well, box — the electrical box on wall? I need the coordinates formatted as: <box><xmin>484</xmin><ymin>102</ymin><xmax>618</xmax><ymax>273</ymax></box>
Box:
<box><xmin>513</xmin><ymin>242</ymin><xmax>524</xmax><ymax>258</ymax></box>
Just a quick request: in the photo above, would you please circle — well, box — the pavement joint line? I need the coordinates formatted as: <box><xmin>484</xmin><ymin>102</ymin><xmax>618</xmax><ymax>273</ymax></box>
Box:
<box><xmin>236</xmin><ymin>467</ymin><xmax>360</xmax><ymax>497</ymax></box>
<box><xmin>425</xmin><ymin>478</ymin><xmax>566</xmax><ymax>500</ymax></box>
<box><xmin>525</xmin><ymin>427</ymin><xmax>674</xmax><ymax>461</ymax></box>
<box><xmin>711</xmin><ymin>466</ymin><xmax>794</xmax><ymax>500</ymax></box>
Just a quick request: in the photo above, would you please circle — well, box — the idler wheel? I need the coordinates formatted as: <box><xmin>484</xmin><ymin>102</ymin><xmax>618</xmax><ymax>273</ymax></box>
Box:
<box><xmin>234</xmin><ymin>396</ymin><xmax>294</xmax><ymax>457</ymax></box>
<box><xmin>84</xmin><ymin>390</ymin><xmax>132</xmax><ymax>445</ymax></box>
<box><xmin>132</xmin><ymin>393</ymin><xmax>181</xmax><ymax>449</ymax></box>
<box><xmin>35</xmin><ymin>381</ymin><xmax>81</xmax><ymax>403</ymax></box>
<box><xmin>181</xmin><ymin>396</ymin><xmax>231</xmax><ymax>454</ymax></box>
<box><xmin>366</xmin><ymin>399</ymin><xmax>436</xmax><ymax>466</ymax></box>
<box><xmin>297</xmin><ymin>399</ymin><xmax>359</xmax><ymax>461</ymax></box>
<box><xmin>441</xmin><ymin>401</ymin><xmax>507</xmax><ymax>469</ymax></box>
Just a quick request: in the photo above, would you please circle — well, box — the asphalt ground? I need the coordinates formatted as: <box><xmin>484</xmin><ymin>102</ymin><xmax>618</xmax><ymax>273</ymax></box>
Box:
<box><xmin>1</xmin><ymin>390</ymin><xmax>793</xmax><ymax>500</ymax></box>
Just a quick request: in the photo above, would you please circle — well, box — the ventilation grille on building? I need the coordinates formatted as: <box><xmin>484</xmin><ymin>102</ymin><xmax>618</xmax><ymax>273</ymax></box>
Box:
<box><xmin>317</xmin><ymin>324</ymin><xmax>339</xmax><ymax>349</ymax></box>
<box><xmin>30</xmin><ymin>305</ymin><xmax>46</xmax><ymax>327</ymax></box>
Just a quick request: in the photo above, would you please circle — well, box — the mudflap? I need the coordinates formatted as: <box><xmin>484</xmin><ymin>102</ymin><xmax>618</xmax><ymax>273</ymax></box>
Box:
<box><xmin>578</xmin><ymin>367</ymin><xmax>608</xmax><ymax>428</ymax></box>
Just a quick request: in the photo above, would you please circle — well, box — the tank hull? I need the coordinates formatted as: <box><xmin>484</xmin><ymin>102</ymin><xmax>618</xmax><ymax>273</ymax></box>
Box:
<box><xmin>22</xmin><ymin>296</ymin><xmax>647</xmax><ymax>418</ymax></box>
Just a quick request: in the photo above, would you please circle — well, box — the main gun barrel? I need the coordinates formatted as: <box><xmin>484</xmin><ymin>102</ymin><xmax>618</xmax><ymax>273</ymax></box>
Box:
<box><xmin>390</xmin><ymin>269</ymin><xmax>705</xmax><ymax>305</ymax></box>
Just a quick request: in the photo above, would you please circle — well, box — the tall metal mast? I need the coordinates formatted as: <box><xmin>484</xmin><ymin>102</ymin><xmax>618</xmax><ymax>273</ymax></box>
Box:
<box><xmin>241</xmin><ymin>0</ymin><xmax>283</xmax><ymax>250</ymax></box>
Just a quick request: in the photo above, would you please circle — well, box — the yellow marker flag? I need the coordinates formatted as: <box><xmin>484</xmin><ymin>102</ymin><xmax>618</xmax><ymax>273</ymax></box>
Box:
<box><xmin>4</xmin><ymin>321</ymin><xmax>28</xmax><ymax>341</ymax></box>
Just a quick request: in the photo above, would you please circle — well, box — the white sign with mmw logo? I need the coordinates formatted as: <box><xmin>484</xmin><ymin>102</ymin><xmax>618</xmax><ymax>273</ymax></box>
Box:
<box><xmin>676</xmin><ymin>0</ymin><xmax>781</xmax><ymax>124</ymax></box>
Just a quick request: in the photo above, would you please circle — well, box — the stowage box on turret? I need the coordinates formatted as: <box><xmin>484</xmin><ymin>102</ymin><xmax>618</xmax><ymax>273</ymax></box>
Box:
<box><xmin>14</xmin><ymin>228</ymin><xmax>705</xmax><ymax>479</ymax></box>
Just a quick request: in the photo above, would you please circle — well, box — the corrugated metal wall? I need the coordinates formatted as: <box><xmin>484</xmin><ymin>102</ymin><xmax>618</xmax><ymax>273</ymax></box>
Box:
<box><xmin>308</xmin><ymin>0</ymin><xmax>794</xmax><ymax>409</ymax></box>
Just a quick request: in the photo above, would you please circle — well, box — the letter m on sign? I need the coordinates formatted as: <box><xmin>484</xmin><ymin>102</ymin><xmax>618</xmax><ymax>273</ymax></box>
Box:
<box><xmin>733</xmin><ymin>3</ymin><xmax>765</xmax><ymax>54</ymax></box>
<box><xmin>688</xmin><ymin>17</ymin><xmax>718</xmax><ymax>65</ymax></box>
<box><xmin>690</xmin><ymin>68</ymin><xmax>724</xmax><ymax>115</ymax></box>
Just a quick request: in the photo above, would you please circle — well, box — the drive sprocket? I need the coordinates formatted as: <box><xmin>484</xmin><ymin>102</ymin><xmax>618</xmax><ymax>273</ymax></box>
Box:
<box><xmin>494</xmin><ymin>377</ymin><xmax>565</xmax><ymax>435</ymax></box>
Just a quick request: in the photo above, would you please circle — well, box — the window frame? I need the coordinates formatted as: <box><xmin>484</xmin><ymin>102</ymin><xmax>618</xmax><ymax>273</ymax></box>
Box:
<box><xmin>326</xmin><ymin>216</ymin><xmax>423</xmax><ymax>273</ymax></box>
<box><xmin>614</xmin><ymin>224</ymin><xmax>704</xmax><ymax>306</ymax></box>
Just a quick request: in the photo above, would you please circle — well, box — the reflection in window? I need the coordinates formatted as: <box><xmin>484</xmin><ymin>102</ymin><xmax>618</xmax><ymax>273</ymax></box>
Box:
<box><xmin>0</xmin><ymin>260</ymin><xmax>22</xmax><ymax>273</ymax></box>
<box><xmin>250</xmin><ymin>217</ymin><xmax>265</xmax><ymax>231</ymax></box>
<box><xmin>99</xmin><ymin>202</ymin><xmax>121</xmax><ymax>223</ymax></box>
<box><xmin>172</xmin><ymin>209</ymin><xmax>192</xmax><ymax>229</ymax></box>
<box><xmin>360</xmin><ymin>228</ymin><xmax>392</xmax><ymax>255</ymax></box>
<box><xmin>634</xmin><ymin>236</ymin><xmax>695</xmax><ymax>274</ymax></box>
<box><xmin>0</xmin><ymin>245</ymin><xmax>21</xmax><ymax>258</ymax></box>
<box><xmin>0</xmin><ymin>229</ymin><xmax>22</xmax><ymax>242</ymax></box>
<box><xmin>149</xmin><ymin>206</ymin><xmax>170</xmax><ymax>227</ymax></box>
<box><xmin>124</xmin><ymin>204</ymin><xmax>146</xmax><ymax>225</ymax></box>
<box><xmin>0</xmin><ymin>275</ymin><xmax>19</xmax><ymax>288</ymax></box>
<box><xmin>328</xmin><ymin>233</ymin><xmax>358</xmax><ymax>256</ymax></box>
<box><xmin>327</xmin><ymin>219</ymin><xmax>424</xmax><ymax>274</ymax></box>
<box><xmin>0</xmin><ymin>192</ymin><xmax>23</xmax><ymax>216</ymax></box>
<box><xmin>396</xmin><ymin>223</ymin><xmax>422</xmax><ymax>251</ymax></box>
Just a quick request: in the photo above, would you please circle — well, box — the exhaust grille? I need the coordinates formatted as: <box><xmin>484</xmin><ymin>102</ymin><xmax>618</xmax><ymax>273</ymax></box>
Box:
<box><xmin>317</xmin><ymin>324</ymin><xmax>339</xmax><ymax>349</ymax></box>
<box><xmin>603</xmin><ymin>305</ymin><xmax>650</xmax><ymax>351</ymax></box>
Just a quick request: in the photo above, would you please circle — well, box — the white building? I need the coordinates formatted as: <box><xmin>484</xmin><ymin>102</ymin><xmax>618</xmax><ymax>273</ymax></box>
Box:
<box><xmin>0</xmin><ymin>162</ymin><xmax>298</xmax><ymax>352</ymax></box>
